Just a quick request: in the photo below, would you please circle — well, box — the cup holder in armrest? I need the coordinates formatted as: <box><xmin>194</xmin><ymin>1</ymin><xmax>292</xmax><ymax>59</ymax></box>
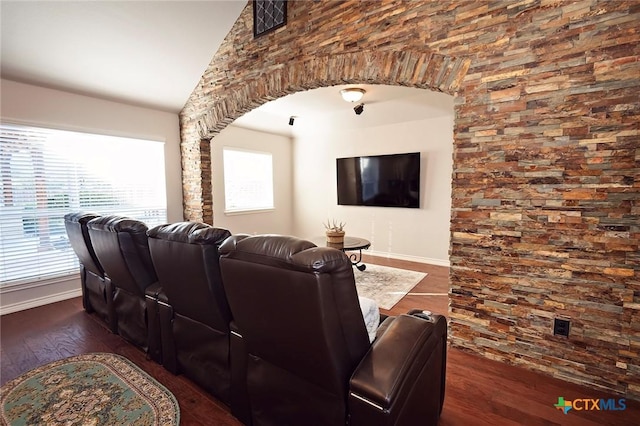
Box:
<box><xmin>407</xmin><ymin>308</ymin><xmax>436</xmax><ymax>322</ymax></box>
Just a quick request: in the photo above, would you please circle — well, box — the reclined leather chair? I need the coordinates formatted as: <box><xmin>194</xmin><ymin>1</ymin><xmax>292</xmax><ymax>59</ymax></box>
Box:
<box><xmin>87</xmin><ymin>215</ymin><xmax>160</xmax><ymax>356</ymax></box>
<box><xmin>147</xmin><ymin>222</ymin><xmax>234</xmax><ymax>404</ymax></box>
<box><xmin>219</xmin><ymin>235</ymin><xmax>447</xmax><ymax>426</ymax></box>
<box><xmin>64</xmin><ymin>212</ymin><xmax>116</xmax><ymax>332</ymax></box>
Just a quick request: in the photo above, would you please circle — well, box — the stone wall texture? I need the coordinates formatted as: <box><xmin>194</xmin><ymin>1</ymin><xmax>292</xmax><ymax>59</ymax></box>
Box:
<box><xmin>179</xmin><ymin>0</ymin><xmax>639</xmax><ymax>399</ymax></box>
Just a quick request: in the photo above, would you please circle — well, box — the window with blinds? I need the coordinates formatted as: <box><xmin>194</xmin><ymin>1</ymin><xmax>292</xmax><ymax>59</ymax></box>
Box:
<box><xmin>0</xmin><ymin>123</ymin><xmax>167</xmax><ymax>286</ymax></box>
<box><xmin>223</xmin><ymin>147</ymin><xmax>274</xmax><ymax>213</ymax></box>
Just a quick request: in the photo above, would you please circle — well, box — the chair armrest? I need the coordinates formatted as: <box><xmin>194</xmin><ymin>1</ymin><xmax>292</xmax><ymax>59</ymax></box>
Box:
<box><xmin>229</xmin><ymin>321</ymin><xmax>252</xmax><ymax>426</ymax></box>
<box><xmin>144</xmin><ymin>283</ymin><xmax>163</xmax><ymax>363</ymax></box>
<box><xmin>104</xmin><ymin>276</ymin><xmax>118</xmax><ymax>334</ymax></box>
<box><xmin>156</xmin><ymin>296</ymin><xmax>177</xmax><ymax>374</ymax></box>
<box><xmin>144</xmin><ymin>282</ymin><xmax>162</xmax><ymax>299</ymax></box>
<box><xmin>349</xmin><ymin>314</ymin><xmax>447</xmax><ymax>426</ymax></box>
<box><xmin>374</xmin><ymin>315</ymin><xmax>395</xmax><ymax>340</ymax></box>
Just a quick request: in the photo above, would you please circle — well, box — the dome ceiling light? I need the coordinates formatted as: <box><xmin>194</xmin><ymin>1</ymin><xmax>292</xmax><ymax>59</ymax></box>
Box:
<box><xmin>340</xmin><ymin>88</ymin><xmax>366</xmax><ymax>103</ymax></box>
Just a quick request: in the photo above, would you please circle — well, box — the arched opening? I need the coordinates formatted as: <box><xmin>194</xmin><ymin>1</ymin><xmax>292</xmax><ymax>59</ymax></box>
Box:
<box><xmin>180</xmin><ymin>50</ymin><xmax>468</xmax><ymax>225</ymax></box>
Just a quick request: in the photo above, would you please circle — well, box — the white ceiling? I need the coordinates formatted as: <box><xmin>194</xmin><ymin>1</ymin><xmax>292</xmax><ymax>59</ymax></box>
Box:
<box><xmin>1</xmin><ymin>1</ymin><xmax>453</xmax><ymax>136</ymax></box>
<box><xmin>1</xmin><ymin>0</ymin><xmax>247</xmax><ymax>113</ymax></box>
<box><xmin>234</xmin><ymin>84</ymin><xmax>453</xmax><ymax>137</ymax></box>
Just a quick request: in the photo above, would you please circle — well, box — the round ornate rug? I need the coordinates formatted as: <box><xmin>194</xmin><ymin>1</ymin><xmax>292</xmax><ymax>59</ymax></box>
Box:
<box><xmin>1</xmin><ymin>353</ymin><xmax>179</xmax><ymax>426</ymax></box>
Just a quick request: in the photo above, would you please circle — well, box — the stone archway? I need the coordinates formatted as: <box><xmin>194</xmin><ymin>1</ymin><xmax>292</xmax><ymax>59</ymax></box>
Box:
<box><xmin>179</xmin><ymin>50</ymin><xmax>469</xmax><ymax>224</ymax></box>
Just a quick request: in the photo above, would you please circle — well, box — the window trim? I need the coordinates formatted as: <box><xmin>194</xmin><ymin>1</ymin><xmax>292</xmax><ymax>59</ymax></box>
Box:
<box><xmin>224</xmin><ymin>207</ymin><xmax>275</xmax><ymax>216</ymax></box>
<box><xmin>0</xmin><ymin>271</ymin><xmax>80</xmax><ymax>293</ymax></box>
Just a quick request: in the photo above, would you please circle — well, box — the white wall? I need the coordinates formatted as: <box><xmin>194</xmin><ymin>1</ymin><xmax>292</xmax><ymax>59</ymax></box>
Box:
<box><xmin>211</xmin><ymin>125</ymin><xmax>293</xmax><ymax>235</ymax></box>
<box><xmin>292</xmin><ymin>115</ymin><xmax>453</xmax><ymax>266</ymax></box>
<box><xmin>0</xmin><ymin>79</ymin><xmax>183</xmax><ymax>314</ymax></box>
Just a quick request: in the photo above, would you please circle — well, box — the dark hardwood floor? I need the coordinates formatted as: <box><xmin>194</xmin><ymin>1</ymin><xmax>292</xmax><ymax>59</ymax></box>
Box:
<box><xmin>2</xmin><ymin>255</ymin><xmax>638</xmax><ymax>426</ymax></box>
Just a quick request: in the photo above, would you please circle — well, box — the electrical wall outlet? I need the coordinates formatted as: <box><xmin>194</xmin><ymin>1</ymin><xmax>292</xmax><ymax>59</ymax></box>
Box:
<box><xmin>554</xmin><ymin>318</ymin><xmax>570</xmax><ymax>337</ymax></box>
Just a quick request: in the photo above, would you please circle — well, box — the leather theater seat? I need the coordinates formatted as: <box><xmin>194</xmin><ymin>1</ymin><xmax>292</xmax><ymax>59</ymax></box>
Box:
<box><xmin>64</xmin><ymin>212</ymin><xmax>116</xmax><ymax>332</ymax></box>
<box><xmin>146</xmin><ymin>222</ymin><xmax>234</xmax><ymax>405</ymax></box>
<box><xmin>219</xmin><ymin>234</ymin><xmax>447</xmax><ymax>426</ymax></box>
<box><xmin>87</xmin><ymin>215</ymin><xmax>159</xmax><ymax>355</ymax></box>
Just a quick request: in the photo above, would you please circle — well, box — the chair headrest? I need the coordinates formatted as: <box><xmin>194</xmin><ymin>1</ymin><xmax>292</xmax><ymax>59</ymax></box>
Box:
<box><xmin>219</xmin><ymin>234</ymin><xmax>350</xmax><ymax>273</ymax></box>
<box><xmin>147</xmin><ymin>221</ymin><xmax>231</xmax><ymax>245</ymax></box>
<box><xmin>87</xmin><ymin>215</ymin><xmax>148</xmax><ymax>233</ymax></box>
<box><xmin>64</xmin><ymin>212</ymin><xmax>101</xmax><ymax>225</ymax></box>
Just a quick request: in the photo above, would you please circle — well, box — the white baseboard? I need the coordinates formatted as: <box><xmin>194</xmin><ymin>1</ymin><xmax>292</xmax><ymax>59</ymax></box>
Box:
<box><xmin>367</xmin><ymin>250</ymin><xmax>450</xmax><ymax>267</ymax></box>
<box><xmin>0</xmin><ymin>288</ymin><xmax>82</xmax><ymax>316</ymax></box>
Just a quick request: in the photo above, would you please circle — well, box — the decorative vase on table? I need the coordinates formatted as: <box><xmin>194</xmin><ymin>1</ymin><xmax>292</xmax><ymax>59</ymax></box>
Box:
<box><xmin>324</xmin><ymin>219</ymin><xmax>346</xmax><ymax>247</ymax></box>
<box><xmin>326</xmin><ymin>230</ymin><xmax>345</xmax><ymax>246</ymax></box>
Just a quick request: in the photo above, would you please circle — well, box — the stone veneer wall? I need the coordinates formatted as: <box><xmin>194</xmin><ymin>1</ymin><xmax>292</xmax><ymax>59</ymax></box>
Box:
<box><xmin>179</xmin><ymin>1</ymin><xmax>639</xmax><ymax>398</ymax></box>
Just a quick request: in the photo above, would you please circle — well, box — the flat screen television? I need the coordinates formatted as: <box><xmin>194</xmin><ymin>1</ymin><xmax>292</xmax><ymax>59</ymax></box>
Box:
<box><xmin>336</xmin><ymin>152</ymin><xmax>420</xmax><ymax>208</ymax></box>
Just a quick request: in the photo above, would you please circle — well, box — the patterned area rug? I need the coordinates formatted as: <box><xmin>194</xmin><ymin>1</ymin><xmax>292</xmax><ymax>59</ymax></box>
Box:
<box><xmin>355</xmin><ymin>264</ymin><xmax>427</xmax><ymax>309</ymax></box>
<box><xmin>1</xmin><ymin>353</ymin><xmax>179</xmax><ymax>426</ymax></box>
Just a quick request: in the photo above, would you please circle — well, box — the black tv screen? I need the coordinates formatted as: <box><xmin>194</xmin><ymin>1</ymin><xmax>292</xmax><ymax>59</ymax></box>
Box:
<box><xmin>336</xmin><ymin>152</ymin><xmax>420</xmax><ymax>208</ymax></box>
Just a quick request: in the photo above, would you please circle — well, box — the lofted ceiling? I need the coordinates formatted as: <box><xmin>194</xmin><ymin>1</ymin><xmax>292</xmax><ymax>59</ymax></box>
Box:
<box><xmin>1</xmin><ymin>1</ymin><xmax>453</xmax><ymax>136</ymax></box>
<box><xmin>0</xmin><ymin>0</ymin><xmax>247</xmax><ymax>113</ymax></box>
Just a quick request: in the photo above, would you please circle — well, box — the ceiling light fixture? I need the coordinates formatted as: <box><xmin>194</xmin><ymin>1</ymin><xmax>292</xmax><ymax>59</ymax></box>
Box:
<box><xmin>340</xmin><ymin>88</ymin><xmax>366</xmax><ymax>103</ymax></box>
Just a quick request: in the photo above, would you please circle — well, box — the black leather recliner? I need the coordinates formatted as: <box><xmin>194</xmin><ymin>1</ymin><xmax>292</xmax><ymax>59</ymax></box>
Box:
<box><xmin>64</xmin><ymin>212</ymin><xmax>116</xmax><ymax>332</ymax></box>
<box><xmin>146</xmin><ymin>222</ymin><xmax>234</xmax><ymax>405</ymax></box>
<box><xmin>219</xmin><ymin>234</ymin><xmax>447</xmax><ymax>426</ymax></box>
<box><xmin>86</xmin><ymin>215</ymin><xmax>160</xmax><ymax>355</ymax></box>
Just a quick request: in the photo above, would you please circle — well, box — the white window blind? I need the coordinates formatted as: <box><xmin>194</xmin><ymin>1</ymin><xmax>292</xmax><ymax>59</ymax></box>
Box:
<box><xmin>0</xmin><ymin>123</ymin><xmax>167</xmax><ymax>286</ymax></box>
<box><xmin>223</xmin><ymin>147</ymin><xmax>274</xmax><ymax>213</ymax></box>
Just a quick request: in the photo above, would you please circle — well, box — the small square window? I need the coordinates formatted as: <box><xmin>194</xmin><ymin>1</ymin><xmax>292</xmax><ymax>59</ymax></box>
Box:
<box><xmin>253</xmin><ymin>0</ymin><xmax>287</xmax><ymax>37</ymax></box>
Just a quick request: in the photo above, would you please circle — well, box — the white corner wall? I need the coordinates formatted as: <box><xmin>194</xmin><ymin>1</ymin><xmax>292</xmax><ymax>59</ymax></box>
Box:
<box><xmin>292</xmin><ymin>114</ymin><xmax>454</xmax><ymax>266</ymax></box>
<box><xmin>0</xmin><ymin>79</ymin><xmax>183</xmax><ymax>314</ymax></box>
<box><xmin>211</xmin><ymin>125</ymin><xmax>293</xmax><ymax>235</ymax></box>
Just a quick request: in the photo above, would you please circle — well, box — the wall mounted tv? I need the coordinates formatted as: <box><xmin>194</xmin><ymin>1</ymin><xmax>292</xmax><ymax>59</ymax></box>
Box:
<box><xmin>336</xmin><ymin>152</ymin><xmax>420</xmax><ymax>208</ymax></box>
